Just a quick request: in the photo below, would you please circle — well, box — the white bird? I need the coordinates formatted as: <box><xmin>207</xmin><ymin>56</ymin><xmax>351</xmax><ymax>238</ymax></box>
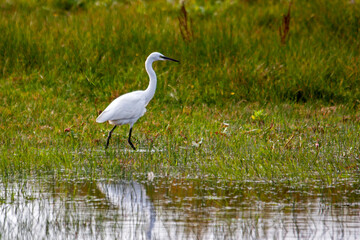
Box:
<box><xmin>96</xmin><ymin>52</ymin><xmax>179</xmax><ymax>150</ymax></box>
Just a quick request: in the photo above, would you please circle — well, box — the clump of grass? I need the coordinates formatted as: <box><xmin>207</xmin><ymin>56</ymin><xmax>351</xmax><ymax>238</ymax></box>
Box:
<box><xmin>1</xmin><ymin>101</ymin><xmax>359</xmax><ymax>186</ymax></box>
<box><xmin>251</xmin><ymin>109</ymin><xmax>267</xmax><ymax>125</ymax></box>
<box><xmin>1</xmin><ymin>0</ymin><xmax>360</xmax><ymax>104</ymax></box>
<box><xmin>0</xmin><ymin>0</ymin><xmax>359</xmax><ymax>185</ymax></box>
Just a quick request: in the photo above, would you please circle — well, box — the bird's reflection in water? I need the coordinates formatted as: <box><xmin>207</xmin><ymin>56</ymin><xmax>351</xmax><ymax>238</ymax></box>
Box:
<box><xmin>97</xmin><ymin>181</ymin><xmax>156</xmax><ymax>240</ymax></box>
<box><xmin>1</xmin><ymin>177</ymin><xmax>360</xmax><ymax>240</ymax></box>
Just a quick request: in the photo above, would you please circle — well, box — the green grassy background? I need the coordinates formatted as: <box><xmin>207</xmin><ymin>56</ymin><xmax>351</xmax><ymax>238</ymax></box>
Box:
<box><xmin>0</xmin><ymin>0</ymin><xmax>359</xmax><ymax>184</ymax></box>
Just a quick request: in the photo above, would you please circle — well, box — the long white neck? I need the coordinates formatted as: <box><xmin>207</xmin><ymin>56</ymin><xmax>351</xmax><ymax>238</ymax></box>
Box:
<box><xmin>144</xmin><ymin>57</ymin><xmax>157</xmax><ymax>105</ymax></box>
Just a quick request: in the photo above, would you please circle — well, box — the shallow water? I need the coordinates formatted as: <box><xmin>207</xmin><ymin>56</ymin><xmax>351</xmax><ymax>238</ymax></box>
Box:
<box><xmin>0</xmin><ymin>176</ymin><xmax>359</xmax><ymax>240</ymax></box>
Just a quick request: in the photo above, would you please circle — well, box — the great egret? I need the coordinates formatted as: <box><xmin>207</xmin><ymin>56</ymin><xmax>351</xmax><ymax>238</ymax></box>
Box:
<box><xmin>96</xmin><ymin>52</ymin><xmax>179</xmax><ymax>150</ymax></box>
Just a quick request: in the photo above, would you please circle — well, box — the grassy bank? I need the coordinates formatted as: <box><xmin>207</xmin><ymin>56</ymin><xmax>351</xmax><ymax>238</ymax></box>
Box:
<box><xmin>1</xmin><ymin>102</ymin><xmax>359</xmax><ymax>184</ymax></box>
<box><xmin>1</xmin><ymin>0</ymin><xmax>359</xmax><ymax>184</ymax></box>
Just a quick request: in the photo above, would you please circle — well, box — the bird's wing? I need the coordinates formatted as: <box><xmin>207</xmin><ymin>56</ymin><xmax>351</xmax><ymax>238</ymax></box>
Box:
<box><xmin>96</xmin><ymin>91</ymin><xmax>146</xmax><ymax>123</ymax></box>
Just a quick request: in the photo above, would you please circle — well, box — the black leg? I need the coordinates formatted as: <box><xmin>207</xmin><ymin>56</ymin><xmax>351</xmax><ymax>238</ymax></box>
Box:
<box><xmin>105</xmin><ymin>125</ymin><xmax>117</xmax><ymax>149</ymax></box>
<box><xmin>128</xmin><ymin>127</ymin><xmax>136</xmax><ymax>150</ymax></box>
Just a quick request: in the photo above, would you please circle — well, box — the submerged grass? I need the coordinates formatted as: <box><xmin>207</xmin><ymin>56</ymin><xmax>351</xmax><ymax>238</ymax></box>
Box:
<box><xmin>0</xmin><ymin>0</ymin><xmax>359</xmax><ymax>185</ymax></box>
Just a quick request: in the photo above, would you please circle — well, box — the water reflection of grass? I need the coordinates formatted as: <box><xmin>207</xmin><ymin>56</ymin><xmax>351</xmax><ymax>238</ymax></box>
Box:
<box><xmin>144</xmin><ymin>176</ymin><xmax>360</xmax><ymax>239</ymax></box>
<box><xmin>1</xmin><ymin>177</ymin><xmax>359</xmax><ymax>239</ymax></box>
<box><xmin>0</xmin><ymin>0</ymin><xmax>359</xmax><ymax>185</ymax></box>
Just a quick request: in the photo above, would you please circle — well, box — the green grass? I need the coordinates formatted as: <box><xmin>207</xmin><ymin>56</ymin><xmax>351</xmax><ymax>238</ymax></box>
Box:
<box><xmin>0</xmin><ymin>0</ymin><xmax>359</xmax><ymax>185</ymax></box>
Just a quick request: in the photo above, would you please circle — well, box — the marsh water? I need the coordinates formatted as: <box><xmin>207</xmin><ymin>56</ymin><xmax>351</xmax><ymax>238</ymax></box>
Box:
<box><xmin>0</xmin><ymin>176</ymin><xmax>359</xmax><ymax>240</ymax></box>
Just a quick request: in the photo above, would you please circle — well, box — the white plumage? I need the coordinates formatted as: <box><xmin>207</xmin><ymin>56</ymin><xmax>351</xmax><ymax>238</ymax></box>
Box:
<box><xmin>96</xmin><ymin>91</ymin><xmax>147</xmax><ymax>126</ymax></box>
<box><xmin>96</xmin><ymin>52</ymin><xmax>179</xmax><ymax>150</ymax></box>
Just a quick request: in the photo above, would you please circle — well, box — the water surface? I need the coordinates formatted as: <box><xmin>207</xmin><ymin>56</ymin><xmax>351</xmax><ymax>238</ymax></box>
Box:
<box><xmin>0</xmin><ymin>176</ymin><xmax>359</xmax><ymax>239</ymax></box>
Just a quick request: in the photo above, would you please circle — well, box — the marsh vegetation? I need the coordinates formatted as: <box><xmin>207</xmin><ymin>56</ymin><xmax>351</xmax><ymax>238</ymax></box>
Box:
<box><xmin>0</xmin><ymin>0</ymin><xmax>359</xmax><ymax>238</ymax></box>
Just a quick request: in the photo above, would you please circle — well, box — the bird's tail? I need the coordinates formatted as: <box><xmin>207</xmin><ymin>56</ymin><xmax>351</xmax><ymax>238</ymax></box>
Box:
<box><xmin>96</xmin><ymin>111</ymin><xmax>108</xmax><ymax>123</ymax></box>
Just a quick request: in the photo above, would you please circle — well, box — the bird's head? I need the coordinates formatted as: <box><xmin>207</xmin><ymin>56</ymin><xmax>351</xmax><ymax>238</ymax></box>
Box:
<box><xmin>148</xmin><ymin>52</ymin><xmax>179</xmax><ymax>63</ymax></box>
